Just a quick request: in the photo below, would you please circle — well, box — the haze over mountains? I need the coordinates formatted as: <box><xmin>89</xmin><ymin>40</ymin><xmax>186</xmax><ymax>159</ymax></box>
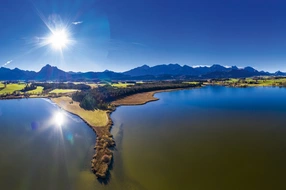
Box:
<box><xmin>0</xmin><ymin>63</ymin><xmax>284</xmax><ymax>81</ymax></box>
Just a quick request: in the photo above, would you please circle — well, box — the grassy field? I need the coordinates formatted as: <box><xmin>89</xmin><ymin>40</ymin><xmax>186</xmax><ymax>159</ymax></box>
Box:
<box><xmin>236</xmin><ymin>78</ymin><xmax>286</xmax><ymax>86</ymax></box>
<box><xmin>0</xmin><ymin>83</ymin><xmax>4</xmax><ymax>88</ymax></box>
<box><xmin>87</xmin><ymin>83</ymin><xmax>98</xmax><ymax>89</ymax></box>
<box><xmin>228</xmin><ymin>78</ymin><xmax>240</xmax><ymax>83</ymax></box>
<box><xmin>49</xmin><ymin>89</ymin><xmax>79</xmax><ymax>94</ymax></box>
<box><xmin>27</xmin><ymin>86</ymin><xmax>44</xmax><ymax>94</ymax></box>
<box><xmin>69</xmin><ymin>82</ymin><xmax>99</xmax><ymax>89</ymax></box>
<box><xmin>209</xmin><ymin>77</ymin><xmax>286</xmax><ymax>87</ymax></box>
<box><xmin>51</xmin><ymin>97</ymin><xmax>108</xmax><ymax>127</ymax></box>
<box><xmin>183</xmin><ymin>81</ymin><xmax>200</xmax><ymax>85</ymax></box>
<box><xmin>0</xmin><ymin>83</ymin><xmax>26</xmax><ymax>95</ymax></box>
<box><xmin>111</xmin><ymin>82</ymin><xmax>134</xmax><ymax>88</ymax></box>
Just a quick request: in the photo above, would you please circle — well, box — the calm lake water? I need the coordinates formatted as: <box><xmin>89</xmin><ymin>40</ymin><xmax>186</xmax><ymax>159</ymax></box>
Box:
<box><xmin>109</xmin><ymin>86</ymin><xmax>286</xmax><ymax>190</ymax></box>
<box><xmin>1</xmin><ymin>86</ymin><xmax>286</xmax><ymax>190</ymax></box>
<box><xmin>0</xmin><ymin>98</ymin><xmax>98</xmax><ymax>190</ymax></box>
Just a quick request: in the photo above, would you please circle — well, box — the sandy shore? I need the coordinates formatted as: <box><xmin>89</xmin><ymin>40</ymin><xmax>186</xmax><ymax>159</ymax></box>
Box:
<box><xmin>50</xmin><ymin>88</ymin><xmax>189</xmax><ymax>179</ymax></box>
<box><xmin>111</xmin><ymin>88</ymin><xmax>185</xmax><ymax>106</ymax></box>
<box><xmin>51</xmin><ymin>97</ymin><xmax>108</xmax><ymax>127</ymax></box>
<box><xmin>51</xmin><ymin>96</ymin><xmax>115</xmax><ymax>179</ymax></box>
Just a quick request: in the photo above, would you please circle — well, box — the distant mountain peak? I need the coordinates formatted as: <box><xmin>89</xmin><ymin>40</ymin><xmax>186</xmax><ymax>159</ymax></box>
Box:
<box><xmin>40</xmin><ymin>64</ymin><xmax>61</xmax><ymax>71</ymax></box>
<box><xmin>210</xmin><ymin>64</ymin><xmax>226</xmax><ymax>68</ymax></box>
<box><xmin>275</xmin><ymin>71</ymin><xmax>286</xmax><ymax>76</ymax></box>
<box><xmin>44</xmin><ymin>64</ymin><xmax>52</xmax><ymax>67</ymax></box>
<box><xmin>168</xmin><ymin>63</ymin><xmax>180</xmax><ymax>66</ymax></box>
<box><xmin>140</xmin><ymin>64</ymin><xmax>150</xmax><ymax>69</ymax></box>
<box><xmin>244</xmin><ymin>66</ymin><xmax>257</xmax><ymax>72</ymax></box>
<box><xmin>212</xmin><ymin>64</ymin><xmax>222</xmax><ymax>66</ymax></box>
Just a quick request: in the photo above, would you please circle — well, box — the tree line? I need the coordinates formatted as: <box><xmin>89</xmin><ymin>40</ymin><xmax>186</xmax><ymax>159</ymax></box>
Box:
<box><xmin>72</xmin><ymin>81</ymin><xmax>202</xmax><ymax>110</ymax></box>
<box><xmin>21</xmin><ymin>84</ymin><xmax>37</xmax><ymax>92</ymax></box>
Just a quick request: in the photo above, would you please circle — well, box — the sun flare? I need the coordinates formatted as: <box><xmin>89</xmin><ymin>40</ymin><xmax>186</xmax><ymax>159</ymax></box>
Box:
<box><xmin>47</xmin><ymin>29</ymin><xmax>69</xmax><ymax>50</ymax></box>
<box><xmin>54</xmin><ymin>111</ymin><xmax>64</xmax><ymax>126</ymax></box>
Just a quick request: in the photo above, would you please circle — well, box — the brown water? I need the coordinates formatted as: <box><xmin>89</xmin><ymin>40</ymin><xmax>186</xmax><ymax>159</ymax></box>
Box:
<box><xmin>108</xmin><ymin>86</ymin><xmax>286</xmax><ymax>190</ymax></box>
<box><xmin>1</xmin><ymin>86</ymin><xmax>286</xmax><ymax>190</ymax></box>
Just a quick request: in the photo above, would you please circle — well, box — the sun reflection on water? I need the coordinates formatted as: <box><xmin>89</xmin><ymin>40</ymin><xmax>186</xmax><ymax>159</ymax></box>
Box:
<box><xmin>52</xmin><ymin>111</ymin><xmax>75</xmax><ymax>145</ymax></box>
<box><xmin>54</xmin><ymin>111</ymin><xmax>64</xmax><ymax>127</ymax></box>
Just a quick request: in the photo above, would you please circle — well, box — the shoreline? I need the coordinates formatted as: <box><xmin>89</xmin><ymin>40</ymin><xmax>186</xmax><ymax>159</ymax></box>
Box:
<box><xmin>50</xmin><ymin>96</ymin><xmax>115</xmax><ymax>179</ymax></box>
<box><xmin>50</xmin><ymin>88</ymin><xmax>188</xmax><ymax>180</ymax></box>
<box><xmin>0</xmin><ymin>87</ymin><xmax>195</xmax><ymax>180</ymax></box>
<box><xmin>111</xmin><ymin>88</ymin><xmax>190</xmax><ymax>106</ymax></box>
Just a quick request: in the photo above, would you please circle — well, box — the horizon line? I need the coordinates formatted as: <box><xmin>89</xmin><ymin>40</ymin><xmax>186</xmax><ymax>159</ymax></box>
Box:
<box><xmin>0</xmin><ymin>63</ymin><xmax>280</xmax><ymax>73</ymax></box>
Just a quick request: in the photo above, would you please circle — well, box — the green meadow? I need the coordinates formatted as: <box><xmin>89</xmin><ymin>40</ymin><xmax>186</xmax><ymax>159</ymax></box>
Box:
<box><xmin>183</xmin><ymin>81</ymin><xmax>200</xmax><ymax>85</ymax></box>
<box><xmin>111</xmin><ymin>82</ymin><xmax>134</xmax><ymax>88</ymax></box>
<box><xmin>26</xmin><ymin>86</ymin><xmax>44</xmax><ymax>94</ymax></box>
<box><xmin>0</xmin><ymin>83</ymin><xmax>26</xmax><ymax>95</ymax></box>
<box><xmin>49</xmin><ymin>89</ymin><xmax>79</xmax><ymax>94</ymax></box>
<box><xmin>211</xmin><ymin>77</ymin><xmax>286</xmax><ymax>87</ymax></box>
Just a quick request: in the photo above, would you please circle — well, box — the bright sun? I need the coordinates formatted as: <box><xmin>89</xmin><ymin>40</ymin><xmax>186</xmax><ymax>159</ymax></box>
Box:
<box><xmin>48</xmin><ymin>29</ymin><xmax>69</xmax><ymax>50</ymax></box>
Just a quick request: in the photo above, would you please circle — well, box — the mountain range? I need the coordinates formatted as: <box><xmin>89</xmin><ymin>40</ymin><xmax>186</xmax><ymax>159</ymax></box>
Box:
<box><xmin>0</xmin><ymin>64</ymin><xmax>284</xmax><ymax>81</ymax></box>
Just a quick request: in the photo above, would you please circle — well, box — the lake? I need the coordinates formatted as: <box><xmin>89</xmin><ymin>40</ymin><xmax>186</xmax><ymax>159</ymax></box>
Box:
<box><xmin>0</xmin><ymin>98</ymin><xmax>98</xmax><ymax>190</ymax></box>
<box><xmin>1</xmin><ymin>86</ymin><xmax>286</xmax><ymax>190</ymax></box>
<box><xmin>109</xmin><ymin>86</ymin><xmax>286</xmax><ymax>190</ymax></box>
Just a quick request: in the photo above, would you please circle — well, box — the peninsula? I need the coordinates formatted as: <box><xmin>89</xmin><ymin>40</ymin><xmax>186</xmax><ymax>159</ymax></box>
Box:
<box><xmin>49</xmin><ymin>81</ymin><xmax>201</xmax><ymax>178</ymax></box>
<box><xmin>2</xmin><ymin>76</ymin><xmax>286</xmax><ymax>179</ymax></box>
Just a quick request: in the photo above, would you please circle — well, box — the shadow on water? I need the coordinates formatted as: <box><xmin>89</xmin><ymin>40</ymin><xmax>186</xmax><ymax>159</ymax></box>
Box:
<box><xmin>110</xmin><ymin>123</ymin><xmax>147</xmax><ymax>190</ymax></box>
<box><xmin>93</xmin><ymin>121</ymin><xmax>147</xmax><ymax>189</ymax></box>
<box><xmin>96</xmin><ymin>160</ymin><xmax>113</xmax><ymax>185</ymax></box>
<box><xmin>114</xmin><ymin>123</ymin><xmax>124</xmax><ymax>151</ymax></box>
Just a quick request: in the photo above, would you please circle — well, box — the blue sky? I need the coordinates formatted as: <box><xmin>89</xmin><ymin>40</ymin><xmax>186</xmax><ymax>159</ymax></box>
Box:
<box><xmin>1</xmin><ymin>0</ymin><xmax>286</xmax><ymax>72</ymax></box>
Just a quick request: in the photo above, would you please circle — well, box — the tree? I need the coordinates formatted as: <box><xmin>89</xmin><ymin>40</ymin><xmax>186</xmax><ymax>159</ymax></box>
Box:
<box><xmin>80</xmin><ymin>93</ymin><xmax>97</xmax><ymax>110</ymax></box>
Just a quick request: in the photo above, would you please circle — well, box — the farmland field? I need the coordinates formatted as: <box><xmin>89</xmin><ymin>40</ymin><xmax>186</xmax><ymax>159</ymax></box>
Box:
<box><xmin>111</xmin><ymin>82</ymin><xmax>134</xmax><ymax>88</ymax></box>
<box><xmin>27</xmin><ymin>86</ymin><xmax>44</xmax><ymax>94</ymax></box>
<box><xmin>49</xmin><ymin>89</ymin><xmax>79</xmax><ymax>94</ymax></box>
<box><xmin>0</xmin><ymin>83</ymin><xmax>26</xmax><ymax>95</ymax></box>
